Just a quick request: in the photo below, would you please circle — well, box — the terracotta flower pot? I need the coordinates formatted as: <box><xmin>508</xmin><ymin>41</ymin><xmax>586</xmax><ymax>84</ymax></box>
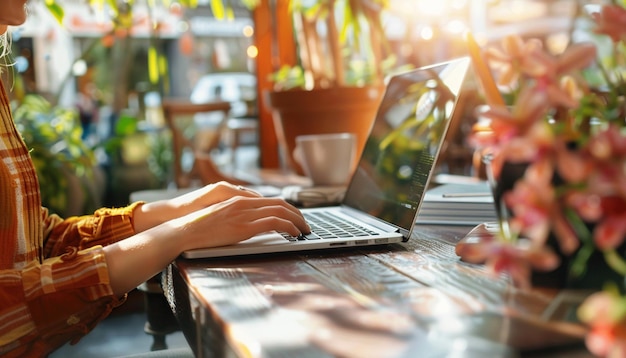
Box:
<box><xmin>266</xmin><ymin>86</ymin><xmax>385</xmax><ymax>175</ymax></box>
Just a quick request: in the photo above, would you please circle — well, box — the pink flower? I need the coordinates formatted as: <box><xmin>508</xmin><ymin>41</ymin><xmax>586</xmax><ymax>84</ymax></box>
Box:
<box><xmin>592</xmin><ymin>4</ymin><xmax>626</xmax><ymax>43</ymax></box>
<box><xmin>589</xmin><ymin>125</ymin><xmax>626</xmax><ymax>162</ymax></box>
<box><xmin>594</xmin><ymin>206</ymin><xmax>626</xmax><ymax>251</ymax></box>
<box><xmin>531</xmin><ymin>42</ymin><xmax>597</xmax><ymax>109</ymax></box>
<box><xmin>464</xmin><ymin>6</ymin><xmax>626</xmax><ymax>339</ymax></box>
<box><xmin>455</xmin><ymin>234</ymin><xmax>559</xmax><ymax>289</ymax></box>
<box><xmin>504</xmin><ymin>158</ymin><xmax>556</xmax><ymax>244</ymax></box>
<box><xmin>470</xmin><ymin>37</ymin><xmax>595</xmax><ymax>178</ymax></box>
<box><xmin>551</xmin><ymin>210</ymin><xmax>581</xmax><ymax>255</ymax></box>
<box><xmin>566</xmin><ymin>192</ymin><xmax>603</xmax><ymax>222</ymax></box>
<box><xmin>485</xmin><ymin>34</ymin><xmax>596</xmax><ymax>109</ymax></box>
<box><xmin>578</xmin><ymin>290</ymin><xmax>626</xmax><ymax>357</ymax></box>
<box><xmin>471</xmin><ymin>89</ymin><xmax>554</xmax><ymax>179</ymax></box>
<box><xmin>585</xmin><ymin>126</ymin><xmax>626</xmax><ymax>200</ymax></box>
<box><xmin>554</xmin><ymin>140</ymin><xmax>593</xmax><ymax>183</ymax></box>
<box><xmin>484</xmin><ymin>35</ymin><xmax>544</xmax><ymax>88</ymax></box>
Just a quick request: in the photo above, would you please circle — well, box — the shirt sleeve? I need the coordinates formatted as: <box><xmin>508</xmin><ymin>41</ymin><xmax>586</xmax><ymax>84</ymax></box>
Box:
<box><xmin>0</xmin><ymin>202</ymin><xmax>146</xmax><ymax>356</ymax></box>
<box><xmin>42</xmin><ymin>201</ymin><xmax>145</xmax><ymax>257</ymax></box>
<box><xmin>0</xmin><ymin>247</ymin><xmax>128</xmax><ymax>357</ymax></box>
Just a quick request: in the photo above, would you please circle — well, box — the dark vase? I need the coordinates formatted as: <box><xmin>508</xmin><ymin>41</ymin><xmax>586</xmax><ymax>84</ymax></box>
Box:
<box><xmin>494</xmin><ymin>161</ymin><xmax>625</xmax><ymax>291</ymax></box>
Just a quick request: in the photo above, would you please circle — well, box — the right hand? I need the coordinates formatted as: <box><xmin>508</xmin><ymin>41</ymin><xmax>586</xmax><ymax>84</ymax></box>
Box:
<box><xmin>170</xmin><ymin>195</ymin><xmax>311</xmax><ymax>251</ymax></box>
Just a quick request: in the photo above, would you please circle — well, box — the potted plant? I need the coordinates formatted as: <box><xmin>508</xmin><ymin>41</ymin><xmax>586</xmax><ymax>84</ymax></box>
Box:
<box><xmin>48</xmin><ymin>0</ymin><xmax>398</xmax><ymax>172</ymax></box>
<box><xmin>40</xmin><ymin>0</ymin><xmax>197</xmax><ymax>204</ymax></box>
<box><xmin>12</xmin><ymin>94</ymin><xmax>104</xmax><ymax>217</ymax></box>
<box><xmin>215</xmin><ymin>0</ymin><xmax>396</xmax><ymax>174</ymax></box>
<box><xmin>455</xmin><ymin>2</ymin><xmax>626</xmax><ymax>356</ymax></box>
<box><xmin>269</xmin><ymin>0</ymin><xmax>397</xmax><ymax>174</ymax></box>
<box><xmin>44</xmin><ymin>0</ymin><xmax>395</xmax><ymax>175</ymax></box>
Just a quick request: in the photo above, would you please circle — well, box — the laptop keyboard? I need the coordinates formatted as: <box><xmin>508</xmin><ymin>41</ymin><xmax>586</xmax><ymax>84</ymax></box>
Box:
<box><xmin>281</xmin><ymin>211</ymin><xmax>379</xmax><ymax>242</ymax></box>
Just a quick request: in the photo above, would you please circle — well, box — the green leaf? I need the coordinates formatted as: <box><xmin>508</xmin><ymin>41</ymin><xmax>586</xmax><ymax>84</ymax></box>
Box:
<box><xmin>179</xmin><ymin>0</ymin><xmax>199</xmax><ymax>7</ymax></box>
<box><xmin>115</xmin><ymin>114</ymin><xmax>139</xmax><ymax>136</ymax></box>
<box><xmin>148</xmin><ymin>46</ymin><xmax>159</xmax><ymax>84</ymax></box>
<box><xmin>45</xmin><ymin>2</ymin><xmax>65</xmax><ymax>24</ymax></box>
<box><xmin>211</xmin><ymin>0</ymin><xmax>227</xmax><ymax>20</ymax></box>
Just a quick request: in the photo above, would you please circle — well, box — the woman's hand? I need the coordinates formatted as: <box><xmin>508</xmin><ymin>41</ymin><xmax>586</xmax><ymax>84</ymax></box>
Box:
<box><xmin>106</xmin><ymin>184</ymin><xmax>310</xmax><ymax>295</ymax></box>
<box><xmin>133</xmin><ymin>181</ymin><xmax>264</xmax><ymax>232</ymax></box>
<box><xmin>172</xmin><ymin>195</ymin><xmax>310</xmax><ymax>251</ymax></box>
<box><xmin>171</xmin><ymin>181</ymin><xmax>263</xmax><ymax>212</ymax></box>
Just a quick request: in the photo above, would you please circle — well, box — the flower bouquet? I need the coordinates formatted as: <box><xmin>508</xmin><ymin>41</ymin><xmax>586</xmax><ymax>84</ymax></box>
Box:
<box><xmin>456</xmin><ymin>2</ymin><xmax>626</xmax><ymax>356</ymax></box>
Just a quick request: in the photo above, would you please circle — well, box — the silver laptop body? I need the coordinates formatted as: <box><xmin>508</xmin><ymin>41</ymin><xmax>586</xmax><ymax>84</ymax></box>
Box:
<box><xmin>183</xmin><ymin>57</ymin><xmax>471</xmax><ymax>259</ymax></box>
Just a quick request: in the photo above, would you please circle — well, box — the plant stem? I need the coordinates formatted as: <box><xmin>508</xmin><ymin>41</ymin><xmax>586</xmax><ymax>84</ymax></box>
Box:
<box><xmin>327</xmin><ymin>0</ymin><xmax>343</xmax><ymax>87</ymax></box>
<box><xmin>605</xmin><ymin>250</ymin><xmax>626</xmax><ymax>276</ymax></box>
<box><xmin>570</xmin><ymin>242</ymin><xmax>594</xmax><ymax>278</ymax></box>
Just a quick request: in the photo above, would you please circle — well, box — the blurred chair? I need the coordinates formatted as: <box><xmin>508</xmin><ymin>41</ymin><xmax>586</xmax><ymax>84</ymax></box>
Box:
<box><xmin>136</xmin><ymin>99</ymin><xmax>250</xmax><ymax>351</ymax></box>
<box><xmin>221</xmin><ymin>117</ymin><xmax>258</xmax><ymax>169</ymax></box>
<box><xmin>189</xmin><ymin>72</ymin><xmax>259</xmax><ymax>172</ymax></box>
<box><xmin>162</xmin><ymin>98</ymin><xmax>250</xmax><ymax>188</ymax></box>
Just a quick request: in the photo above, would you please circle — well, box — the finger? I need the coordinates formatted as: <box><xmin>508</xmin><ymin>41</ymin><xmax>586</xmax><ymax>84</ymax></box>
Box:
<box><xmin>237</xmin><ymin>197</ymin><xmax>304</xmax><ymax>216</ymax></box>
<box><xmin>210</xmin><ymin>198</ymin><xmax>310</xmax><ymax>234</ymax></box>
<box><xmin>257</xmin><ymin>204</ymin><xmax>310</xmax><ymax>233</ymax></box>
<box><xmin>184</xmin><ymin>204</ymin><xmax>301</xmax><ymax>242</ymax></box>
<box><xmin>227</xmin><ymin>198</ymin><xmax>310</xmax><ymax>232</ymax></box>
<box><xmin>247</xmin><ymin>216</ymin><xmax>304</xmax><ymax>237</ymax></box>
<box><xmin>174</xmin><ymin>182</ymin><xmax>259</xmax><ymax>208</ymax></box>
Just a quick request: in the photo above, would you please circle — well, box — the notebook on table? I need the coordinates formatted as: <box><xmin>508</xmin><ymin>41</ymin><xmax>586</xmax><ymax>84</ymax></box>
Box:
<box><xmin>182</xmin><ymin>57</ymin><xmax>471</xmax><ymax>259</ymax></box>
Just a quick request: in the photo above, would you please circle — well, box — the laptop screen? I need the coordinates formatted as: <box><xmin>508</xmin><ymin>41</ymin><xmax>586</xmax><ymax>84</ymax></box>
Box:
<box><xmin>342</xmin><ymin>57</ymin><xmax>470</xmax><ymax>232</ymax></box>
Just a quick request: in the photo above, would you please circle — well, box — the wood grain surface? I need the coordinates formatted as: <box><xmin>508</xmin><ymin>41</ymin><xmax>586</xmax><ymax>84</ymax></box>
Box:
<box><xmin>163</xmin><ymin>225</ymin><xmax>592</xmax><ymax>358</ymax></box>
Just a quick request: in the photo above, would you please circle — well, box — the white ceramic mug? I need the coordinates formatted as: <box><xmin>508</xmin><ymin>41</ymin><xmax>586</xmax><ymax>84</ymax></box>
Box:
<box><xmin>293</xmin><ymin>133</ymin><xmax>357</xmax><ymax>187</ymax></box>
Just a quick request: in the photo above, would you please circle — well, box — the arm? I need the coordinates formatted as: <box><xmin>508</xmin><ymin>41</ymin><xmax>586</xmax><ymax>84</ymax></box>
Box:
<box><xmin>43</xmin><ymin>181</ymin><xmax>308</xmax><ymax>296</ymax></box>
<box><xmin>104</xmin><ymin>183</ymin><xmax>310</xmax><ymax>295</ymax></box>
<box><xmin>2</xmin><ymin>183</ymin><xmax>308</xmax><ymax>355</ymax></box>
<box><xmin>45</xmin><ymin>182</ymin><xmax>278</xmax><ymax>252</ymax></box>
<box><xmin>130</xmin><ymin>181</ymin><xmax>270</xmax><ymax>232</ymax></box>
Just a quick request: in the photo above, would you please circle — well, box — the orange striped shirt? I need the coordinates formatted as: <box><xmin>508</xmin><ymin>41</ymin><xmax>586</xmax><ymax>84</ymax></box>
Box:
<box><xmin>0</xmin><ymin>80</ymin><xmax>144</xmax><ymax>357</ymax></box>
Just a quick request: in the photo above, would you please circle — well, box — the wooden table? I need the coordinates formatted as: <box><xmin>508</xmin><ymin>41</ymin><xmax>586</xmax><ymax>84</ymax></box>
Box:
<box><xmin>162</xmin><ymin>225</ymin><xmax>593</xmax><ymax>358</ymax></box>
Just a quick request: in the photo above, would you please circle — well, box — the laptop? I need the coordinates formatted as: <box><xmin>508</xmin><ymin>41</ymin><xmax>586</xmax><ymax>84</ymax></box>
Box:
<box><xmin>182</xmin><ymin>57</ymin><xmax>471</xmax><ymax>259</ymax></box>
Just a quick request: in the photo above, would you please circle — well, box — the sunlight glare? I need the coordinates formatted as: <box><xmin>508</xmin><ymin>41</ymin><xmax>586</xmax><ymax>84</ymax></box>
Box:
<box><xmin>445</xmin><ymin>20</ymin><xmax>467</xmax><ymax>35</ymax></box>
<box><xmin>416</xmin><ymin>0</ymin><xmax>445</xmax><ymax>18</ymax></box>
<box><xmin>420</xmin><ymin>26</ymin><xmax>434</xmax><ymax>41</ymax></box>
<box><xmin>247</xmin><ymin>45</ymin><xmax>258</xmax><ymax>59</ymax></box>
<box><xmin>243</xmin><ymin>25</ymin><xmax>254</xmax><ymax>38</ymax></box>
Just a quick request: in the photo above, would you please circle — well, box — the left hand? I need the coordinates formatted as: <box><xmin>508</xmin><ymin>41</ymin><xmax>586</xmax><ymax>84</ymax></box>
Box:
<box><xmin>169</xmin><ymin>181</ymin><xmax>263</xmax><ymax>215</ymax></box>
<box><xmin>133</xmin><ymin>181</ymin><xmax>264</xmax><ymax>232</ymax></box>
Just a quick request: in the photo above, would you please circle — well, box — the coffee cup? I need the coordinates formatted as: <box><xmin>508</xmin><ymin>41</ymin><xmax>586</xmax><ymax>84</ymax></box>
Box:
<box><xmin>293</xmin><ymin>133</ymin><xmax>357</xmax><ymax>187</ymax></box>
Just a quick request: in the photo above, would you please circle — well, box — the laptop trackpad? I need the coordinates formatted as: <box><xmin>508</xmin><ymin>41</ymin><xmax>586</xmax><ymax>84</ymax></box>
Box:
<box><xmin>182</xmin><ymin>232</ymin><xmax>297</xmax><ymax>259</ymax></box>
<box><xmin>240</xmin><ymin>232</ymin><xmax>289</xmax><ymax>246</ymax></box>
